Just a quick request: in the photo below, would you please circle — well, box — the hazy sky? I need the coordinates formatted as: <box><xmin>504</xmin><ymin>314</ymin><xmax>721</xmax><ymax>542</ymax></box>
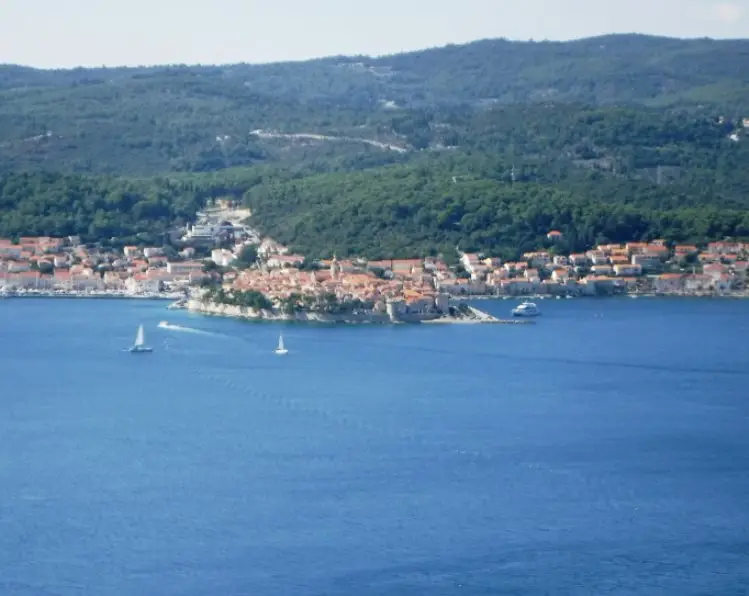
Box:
<box><xmin>2</xmin><ymin>0</ymin><xmax>748</xmax><ymax>68</ymax></box>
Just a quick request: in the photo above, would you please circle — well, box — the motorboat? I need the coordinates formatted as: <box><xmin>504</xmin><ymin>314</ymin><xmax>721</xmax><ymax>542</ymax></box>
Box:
<box><xmin>511</xmin><ymin>302</ymin><xmax>540</xmax><ymax>317</ymax></box>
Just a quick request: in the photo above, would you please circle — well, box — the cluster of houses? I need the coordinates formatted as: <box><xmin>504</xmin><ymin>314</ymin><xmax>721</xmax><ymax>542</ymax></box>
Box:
<box><xmin>454</xmin><ymin>237</ymin><xmax>748</xmax><ymax>296</ymax></box>
<box><xmin>226</xmin><ymin>235</ymin><xmax>749</xmax><ymax>306</ymax></box>
<box><xmin>2</xmin><ymin>229</ymin><xmax>748</xmax><ymax>303</ymax></box>
<box><xmin>0</xmin><ymin>236</ymin><xmax>211</xmax><ymax>294</ymax></box>
<box><xmin>228</xmin><ymin>241</ymin><xmax>448</xmax><ymax>315</ymax></box>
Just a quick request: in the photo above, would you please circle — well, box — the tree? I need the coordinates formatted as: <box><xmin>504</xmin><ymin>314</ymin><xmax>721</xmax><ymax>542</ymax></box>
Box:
<box><xmin>202</xmin><ymin>260</ymin><xmax>219</xmax><ymax>273</ymax></box>
<box><xmin>233</xmin><ymin>290</ymin><xmax>272</xmax><ymax>310</ymax></box>
<box><xmin>298</xmin><ymin>257</ymin><xmax>320</xmax><ymax>270</ymax></box>
<box><xmin>280</xmin><ymin>292</ymin><xmax>303</xmax><ymax>315</ymax></box>
<box><xmin>38</xmin><ymin>262</ymin><xmax>54</xmax><ymax>275</ymax></box>
<box><xmin>235</xmin><ymin>245</ymin><xmax>258</xmax><ymax>268</ymax></box>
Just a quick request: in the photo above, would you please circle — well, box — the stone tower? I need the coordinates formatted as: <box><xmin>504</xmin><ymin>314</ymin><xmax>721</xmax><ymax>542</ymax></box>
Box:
<box><xmin>330</xmin><ymin>254</ymin><xmax>340</xmax><ymax>280</ymax></box>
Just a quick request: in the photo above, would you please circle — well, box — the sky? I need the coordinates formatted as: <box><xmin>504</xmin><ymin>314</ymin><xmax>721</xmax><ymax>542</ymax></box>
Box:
<box><xmin>1</xmin><ymin>0</ymin><xmax>748</xmax><ymax>68</ymax></box>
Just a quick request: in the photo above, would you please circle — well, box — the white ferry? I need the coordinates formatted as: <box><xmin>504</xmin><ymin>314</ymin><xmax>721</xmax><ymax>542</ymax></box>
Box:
<box><xmin>511</xmin><ymin>302</ymin><xmax>540</xmax><ymax>317</ymax></box>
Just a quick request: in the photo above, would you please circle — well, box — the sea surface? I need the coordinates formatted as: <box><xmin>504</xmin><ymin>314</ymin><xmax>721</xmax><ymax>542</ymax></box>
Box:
<box><xmin>1</xmin><ymin>297</ymin><xmax>748</xmax><ymax>595</ymax></box>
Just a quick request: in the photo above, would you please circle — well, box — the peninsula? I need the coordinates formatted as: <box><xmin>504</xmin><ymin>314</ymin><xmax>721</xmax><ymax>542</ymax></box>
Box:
<box><xmin>1</xmin><ymin>37</ymin><xmax>748</xmax><ymax>315</ymax></box>
<box><xmin>2</xmin><ymin>199</ymin><xmax>748</xmax><ymax>324</ymax></box>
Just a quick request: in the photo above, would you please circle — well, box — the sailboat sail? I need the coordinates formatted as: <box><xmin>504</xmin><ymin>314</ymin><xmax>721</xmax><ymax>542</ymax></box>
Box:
<box><xmin>277</xmin><ymin>334</ymin><xmax>284</xmax><ymax>351</ymax></box>
<box><xmin>129</xmin><ymin>323</ymin><xmax>152</xmax><ymax>353</ymax></box>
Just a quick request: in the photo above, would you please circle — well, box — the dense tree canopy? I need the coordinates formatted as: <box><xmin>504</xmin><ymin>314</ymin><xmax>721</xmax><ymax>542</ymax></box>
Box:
<box><xmin>2</xmin><ymin>100</ymin><xmax>748</xmax><ymax>257</ymax></box>
<box><xmin>0</xmin><ymin>171</ymin><xmax>221</xmax><ymax>244</ymax></box>
<box><xmin>1</xmin><ymin>34</ymin><xmax>748</xmax><ymax>175</ymax></box>
<box><xmin>242</xmin><ymin>156</ymin><xmax>749</xmax><ymax>259</ymax></box>
<box><xmin>1</xmin><ymin>36</ymin><xmax>749</xmax><ymax>256</ymax></box>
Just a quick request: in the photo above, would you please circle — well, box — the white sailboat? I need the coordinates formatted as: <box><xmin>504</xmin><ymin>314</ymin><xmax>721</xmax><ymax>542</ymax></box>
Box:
<box><xmin>274</xmin><ymin>333</ymin><xmax>288</xmax><ymax>355</ymax></box>
<box><xmin>130</xmin><ymin>324</ymin><xmax>153</xmax><ymax>353</ymax></box>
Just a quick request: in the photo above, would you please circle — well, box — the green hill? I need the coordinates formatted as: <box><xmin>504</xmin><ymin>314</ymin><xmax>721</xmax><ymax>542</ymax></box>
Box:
<box><xmin>1</xmin><ymin>34</ymin><xmax>749</xmax><ymax>175</ymax></box>
<box><xmin>4</xmin><ymin>102</ymin><xmax>746</xmax><ymax>258</ymax></box>
<box><xmin>2</xmin><ymin>35</ymin><xmax>749</xmax><ymax>256</ymax></box>
<box><xmin>242</xmin><ymin>153</ymin><xmax>749</xmax><ymax>259</ymax></box>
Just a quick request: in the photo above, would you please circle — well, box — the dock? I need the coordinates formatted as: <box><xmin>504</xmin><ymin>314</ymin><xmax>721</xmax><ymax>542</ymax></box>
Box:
<box><xmin>425</xmin><ymin>305</ymin><xmax>537</xmax><ymax>324</ymax></box>
<box><xmin>492</xmin><ymin>318</ymin><xmax>536</xmax><ymax>324</ymax></box>
<box><xmin>467</xmin><ymin>305</ymin><xmax>535</xmax><ymax>323</ymax></box>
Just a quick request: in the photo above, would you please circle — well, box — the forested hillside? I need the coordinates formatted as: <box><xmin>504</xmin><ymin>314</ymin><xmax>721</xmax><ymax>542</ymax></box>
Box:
<box><xmin>0</xmin><ymin>71</ymin><xmax>394</xmax><ymax>174</ymax></box>
<box><xmin>1</xmin><ymin>34</ymin><xmax>749</xmax><ymax>257</ymax></box>
<box><xmin>3</xmin><ymin>34</ymin><xmax>749</xmax><ymax>108</ymax></box>
<box><xmin>3</xmin><ymin>101</ymin><xmax>747</xmax><ymax>257</ymax></box>
<box><xmin>0</xmin><ymin>171</ymin><xmax>241</xmax><ymax>244</ymax></box>
<box><xmin>242</xmin><ymin>154</ymin><xmax>749</xmax><ymax>259</ymax></box>
<box><xmin>1</xmin><ymin>34</ymin><xmax>749</xmax><ymax>175</ymax></box>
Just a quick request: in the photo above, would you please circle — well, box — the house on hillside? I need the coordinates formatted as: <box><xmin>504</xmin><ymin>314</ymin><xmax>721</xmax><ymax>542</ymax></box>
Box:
<box><xmin>683</xmin><ymin>274</ymin><xmax>711</xmax><ymax>292</ymax></box>
<box><xmin>631</xmin><ymin>253</ymin><xmax>662</xmax><ymax>271</ymax></box>
<box><xmin>654</xmin><ymin>274</ymin><xmax>684</xmax><ymax>293</ymax></box>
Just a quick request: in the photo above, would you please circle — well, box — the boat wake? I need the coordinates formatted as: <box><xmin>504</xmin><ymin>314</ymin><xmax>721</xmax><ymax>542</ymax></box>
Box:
<box><xmin>157</xmin><ymin>321</ymin><xmax>214</xmax><ymax>335</ymax></box>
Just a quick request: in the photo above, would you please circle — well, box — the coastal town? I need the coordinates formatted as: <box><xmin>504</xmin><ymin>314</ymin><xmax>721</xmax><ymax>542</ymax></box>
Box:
<box><xmin>1</xmin><ymin>199</ymin><xmax>748</xmax><ymax>320</ymax></box>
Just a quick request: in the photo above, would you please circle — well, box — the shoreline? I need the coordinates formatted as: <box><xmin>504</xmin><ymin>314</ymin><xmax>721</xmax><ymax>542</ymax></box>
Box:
<box><xmin>451</xmin><ymin>291</ymin><xmax>749</xmax><ymax>301</ymax></box>
<box><xmin>0</xmin><ymin>290</ymin><xmax>183</xmax><ymax>301</ymax></box>
<box><xmin>180</xmin><ymin>292</ymin><xmax>749</xmax><ymax>325</ymax></box>
<box><xmin>3</xmin><ymin>290</ymin><xmax>748</xmax><ymax>304</ymax></box>
<box><xmin>180</xmin><ymin>299</ymin><xmax>532</xmax><ymax>325</ymax></box>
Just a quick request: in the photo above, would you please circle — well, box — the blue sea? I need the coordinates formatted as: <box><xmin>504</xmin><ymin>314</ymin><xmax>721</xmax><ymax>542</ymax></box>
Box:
<box><xmin>1</xmin><ymin>297</ymin><xmax>748</xmax><ymax>595</ymax></box>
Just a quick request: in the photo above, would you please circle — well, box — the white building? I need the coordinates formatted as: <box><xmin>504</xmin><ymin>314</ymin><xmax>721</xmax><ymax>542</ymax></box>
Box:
<box><xmin>258</xmin><ymin>238</ymin><xmax>288</xmax><ymax>257</ymax></box>
<box><xmin>143</xmin><ymin>247</ymin><xmax>164</xmax><ymax>258</ymax></box>
<box><xmin>184</xmin><ymin>224</ymin><xmax>218</xmax><ymax>241</ymax></box>
<box><xmin>211</xmin><ymin>249</ymin><xmax>236</xmax><ymax>267</ymax></box>
<box><xmin>613</xmin><ymin>263</ymin><xmax>642</xmax><ymax>276</ymax></box>
<box><xmin>631</xmin><ymin>254</ymin><xmax>662</xmax><ymax>271</ymax></box>
<box><xmin>167</xmin><ymin>261</ymin><xmax>205</xmax><ymax>276</ymax></box>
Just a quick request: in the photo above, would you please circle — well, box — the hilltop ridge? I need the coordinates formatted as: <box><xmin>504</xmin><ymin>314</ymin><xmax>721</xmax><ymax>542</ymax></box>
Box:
<box><xmin>1</xmin><ymin>33</ymin><xmax>749</xmax><ymax>174</ymax></box>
